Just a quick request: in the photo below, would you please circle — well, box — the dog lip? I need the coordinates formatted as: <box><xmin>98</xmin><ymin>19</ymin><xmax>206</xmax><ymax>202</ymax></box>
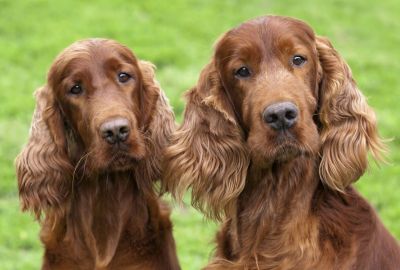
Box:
<box><xmin>269</xmin><ymin>131</ymin><xmax>305</xmax><ymax>161</ymax></box>
<box><xmin>107</xmin><ymin>152</ymin><xmax>141</xmax><ymax>171</ymax></box>
<box><xmin>274</xmin><ymin>143</ymin><xmax>302</xmax><ymax>161</ymax></box>
<box><xmin>274</xmin><ymin>130</ymin><xmax>297</xmax><ymax>144</ymax></box>
<box><xmin>109</xmin><ymin>141</ymin><xmax>131</xmax><ymax>151</ymax></box>
<box><xmin>277</xmin><ymin>129</ymin><xmax>295</xmax><ymax>137</ymax></box>
<box><xmin>112</xmin><ymin>150</ymin><xmax>143</xmax><ymax>162</ymax></box>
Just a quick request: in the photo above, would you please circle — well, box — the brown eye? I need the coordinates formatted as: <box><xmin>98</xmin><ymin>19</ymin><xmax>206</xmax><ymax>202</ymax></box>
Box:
<box><xmin>292</xmin><ymin>55</ymin><xmax>307</xmax><ymax>67</ymax></box>
<box><xmin>235</xmin><ymin>66</ymin><xmax>251</xmax><ymax>78</ymax></box>
<box><xmin>118</xmin><ymin>72</ymin><xmax>132</xmax><ymax>83</ymax></box>
<box><xmin>69</xmin><ymin>84</ymin><xmax>83</xmax><ymax>95</ymax></box>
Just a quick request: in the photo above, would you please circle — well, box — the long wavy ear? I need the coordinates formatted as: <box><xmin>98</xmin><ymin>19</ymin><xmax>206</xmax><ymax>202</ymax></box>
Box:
<box><xmin>162</xmin><ymin>61</ymin><xmax>249</xmax><ymax>221</ymax></box>
<box><xmin>15</xmin><ymin>86</ymin><xmax>72</xmax><ymax>220</ymax></box>
<box><xmin>316</xmin><ymin>36</ymin><xmax>385</xmax><ymax>191</ymax></box>
<box><xmin>138</xmin><ymin>60</ymin><xmax>163</xmax><ymax>130</ymax></box>
<box><xmin>136</xmin><ymin>60</ymin><xmax>176</xmax><ymax>183</ymax></box>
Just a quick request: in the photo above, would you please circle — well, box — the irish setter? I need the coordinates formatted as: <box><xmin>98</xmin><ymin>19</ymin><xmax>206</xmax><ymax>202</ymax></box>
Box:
<box><xmin>16</xmin><ymin>39</ymin><xmax>180</xmax><ymax>270</ymax></box>
<box><xmin>163</xmin><ymin>16</ymin><xmax>400</xmax><ymax>269</ymax></box>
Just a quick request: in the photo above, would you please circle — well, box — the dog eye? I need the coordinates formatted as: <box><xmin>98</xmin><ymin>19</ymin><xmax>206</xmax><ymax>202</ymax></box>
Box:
<box><xmin>235</xmin><ymin>66</ymin><xmax>251</xmax><ymax>78</ymax></box>
<box><xmin>118</xmin><ymin>72</ymin><xmax>132</xmax><ymax>83</ymax></box>
<box><xmin>292</xmin><ymin>55</ymin><xmax>307</xmax><ymax>67</ymax></box>
<box><xmin>69</xmin><ymin>84</ymin><xmax>83</xmax><ymax>95</ymax></box>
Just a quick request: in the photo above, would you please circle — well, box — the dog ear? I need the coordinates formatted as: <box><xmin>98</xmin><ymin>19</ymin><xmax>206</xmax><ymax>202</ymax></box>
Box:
<box><xmin>138</xmin><ymin>60</ymin><xmax>162</xmax><ymax>131</ymax></box>
<box><xmin>15</xmin><ymin>86</ymin><xmax>72</xmax><ymax>220</ymax></box>
<box><xmin>316</xmin><ymin>36</ymin><xmax>385</xmax><ymax>191</ymax></box>
<box><xmin>136</xmin><ymin>60</ymin><xmax>176</xmax><ymax>185</ymax></box>
<box><xmin>162</xmin><ymin>61</ymin><xmax>249</xmax><ymax>221</ymax></box>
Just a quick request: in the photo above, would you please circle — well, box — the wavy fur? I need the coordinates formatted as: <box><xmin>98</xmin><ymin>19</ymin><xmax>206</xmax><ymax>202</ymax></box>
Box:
<box><xmin>164</xmin><ymin>16</ymin><xmax>399</xmax><ymax>269</ymax></box>
<box><xmin>317</xmin><ymin>36</ymin><xmax>385</xmax><ymax>190</ymax></box>
<box><xmin>15</xmin><ymin>86</ymin><xmax>72</xmax><ymax>220</ymax></box>
<box><xmin>163</xmin><ymin>62</ymin><xmax>249</xmax><ymax>221</ymax></box>
<box><xmin>15</xmin><ymin>39</ymin><xmax>179</xmax><ymax>269</ymax></box>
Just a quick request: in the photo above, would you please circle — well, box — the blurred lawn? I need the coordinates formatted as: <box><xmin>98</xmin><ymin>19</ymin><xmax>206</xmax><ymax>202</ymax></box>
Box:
<box><xmin>0</xmin><ymin>0</ymin><xmax>399</xmax><ymax>269</ymax></box>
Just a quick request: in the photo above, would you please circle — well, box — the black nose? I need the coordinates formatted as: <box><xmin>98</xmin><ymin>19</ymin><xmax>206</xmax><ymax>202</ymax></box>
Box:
<box><xmin>100</xmin><ymin>118</ymin><xmax>130</xmax><ymax>144</ymax></box>
<box><xmin>263</xmin><ymin>102</ymin><xmax>298</xmax><ymax>130</ymax></box>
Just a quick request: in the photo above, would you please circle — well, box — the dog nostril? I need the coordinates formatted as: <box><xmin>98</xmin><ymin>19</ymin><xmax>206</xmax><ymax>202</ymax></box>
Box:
<box><xmin>264</xmin><ymin>113</ymin><xmax>278</xmax><ymax>124</ymax></box>
<box><xmin>118</xmin><ymin>126</ymin><xmax>130</xmax><ymax>142</ymax></box>
<box><xmin>119</xmin><ymin>126</ymin><xmax>129</xmax><ymax>135</ymax></box>
<box><xmin>104</xmin><ymin>130</ymin><xmax>113</xmax><ymax>138</ymax></box>
<box><xmin>285</xmin><ymin>109</ymin><xmax>297</xmax><ymax>120</ymax></box>
<box><xmin>101</xmin><ymin>129</ymin><xmax>117</xmax><ymax>144</ymax></box>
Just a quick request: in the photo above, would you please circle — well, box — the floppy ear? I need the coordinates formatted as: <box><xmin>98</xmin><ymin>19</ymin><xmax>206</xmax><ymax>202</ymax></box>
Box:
<box><xmin>138</xmin><ymin>60</ymin><xmax>163</xmax><ymax>130</ymax></box>
<box><xmin>162</xmin><ymin>61</ymin><xmax>249</xmax><ymax>221</ymax></box>
<box><xmin>316</xmin><ymin>36</ymin><xmax>385</xmax><ymax>191</ymax></box>
<box><xmin>136</xmin><ymin>60</ymin><xmax>176</xmax><ymax>183</ymax></box>
<box><xmin>15</xmin><ymin>86</ymin><xmax>72</xmax><ymax>219</ymax></box>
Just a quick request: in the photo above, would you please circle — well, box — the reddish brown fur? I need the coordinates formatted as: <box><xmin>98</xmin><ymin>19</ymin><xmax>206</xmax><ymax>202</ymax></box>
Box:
<box><xmin>16</xmin><ymin>39</ymin><xmax>180</xmax><ymax>270</ymax></box>
<box><xmin>163</xmin><ymin>16</ymin><xmax>400</xmax><ymax>269</ymax></box>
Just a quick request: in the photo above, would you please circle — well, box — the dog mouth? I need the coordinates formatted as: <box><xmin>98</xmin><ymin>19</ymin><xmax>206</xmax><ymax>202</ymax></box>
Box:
<box><xmin>107</xmin><ymin>151</ymin><xmax>141</xmax><ymax>171</ymax></box>
<box><xmin>274</xmin><ymin>143</ymin><xmax>302</xmax><ymax>161</ymax></box>
<box><xmin>271</xmin><ymin>131</ymin><xmax>305</xmax><ymax>161</ymax></box>
<box><xmin>103</xmin><ymin>137</ymin><xmax>147</xmax><ymax>170</ymax></box>
<box><xmin>98</xmin><ymin>142</ymin><xmax>146</xmax><ymax>171</ymax></box>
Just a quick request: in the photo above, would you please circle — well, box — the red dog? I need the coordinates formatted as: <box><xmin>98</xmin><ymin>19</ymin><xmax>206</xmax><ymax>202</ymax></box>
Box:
<box><xmin>16</xmin><ymin>39</ymin><xmax>180</xmax><ymax>270</ymax></box>
<box><xmin>164</xmin><ymin>16</ymin><xmax>400</xmax><ymax>269</ymax></box>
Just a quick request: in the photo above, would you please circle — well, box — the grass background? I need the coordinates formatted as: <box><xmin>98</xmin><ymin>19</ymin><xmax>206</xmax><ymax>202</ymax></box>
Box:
<box><xmin>0</xmin><ymin>0</ymin><xmax>399</xmax><ymax>269</ymax></box>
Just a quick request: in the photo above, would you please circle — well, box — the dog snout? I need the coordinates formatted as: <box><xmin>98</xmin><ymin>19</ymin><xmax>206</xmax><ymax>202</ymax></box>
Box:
<box><xmin>100</xmin><ymin>118</ymin><xmax>130</xmax><ymax>145</ymax></box>
<box><xmin>263</xmin><ymin>102</ymin><xmax>298</xmax><ymax>130</ymax></box>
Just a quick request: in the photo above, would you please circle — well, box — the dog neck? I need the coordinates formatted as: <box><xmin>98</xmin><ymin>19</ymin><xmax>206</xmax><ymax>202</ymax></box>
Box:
<box><xmin>43</xmin><ymin>170</ymin><xmax>156</xmax><ymax>268</ymax></box>
<box><xmin>232</xmin><ymin>155</ymin><xmax>320</xmax><ymax>263</ymax></box>
<box><xmin>226</xmin><ymin>154</ymin><xmax>383</xmax><ymax>269</ymax></box>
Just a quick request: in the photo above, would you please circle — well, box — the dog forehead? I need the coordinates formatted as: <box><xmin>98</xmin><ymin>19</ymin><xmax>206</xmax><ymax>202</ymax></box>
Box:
<box><xmin>62</xmin><ymin>39</ymin><xmax>135</xmax><ymax>65</ymax></box>
<box><xmin>217</xmin><ymin>16</ymin><xmax>316</xmax><ymax>59</ymax></box>
<box><xmin>51</xmin><ymin>42</ymin><xmax>138</xmax><ymax>86</ymax></box>
<box><xmin>72</xmin><ymin>47</ymin><xmax>130</xmax><ymax>70</ymax></box>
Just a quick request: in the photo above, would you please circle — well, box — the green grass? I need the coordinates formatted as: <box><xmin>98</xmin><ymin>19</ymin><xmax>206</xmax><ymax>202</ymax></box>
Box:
<box><xmin>0</xmin><ymin>0</ymin><xmax>399</xmax><ymax>269</ymax></box>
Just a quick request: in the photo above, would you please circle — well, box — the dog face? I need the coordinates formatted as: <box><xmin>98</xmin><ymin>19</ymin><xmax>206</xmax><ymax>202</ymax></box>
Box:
<box><xmin>214</xmin><ymin>17</ymin><xmax>321</xmax><ymax>166</ymax></box>
<box><xmin>48</xmin><ymin>39</ymin><xmax>152</xmax><ymax>171</ymax></box>
<box><xmin>163</xmin><ymin>16</ymin><xmax>383</xmax><ymax>220</ymax></box>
